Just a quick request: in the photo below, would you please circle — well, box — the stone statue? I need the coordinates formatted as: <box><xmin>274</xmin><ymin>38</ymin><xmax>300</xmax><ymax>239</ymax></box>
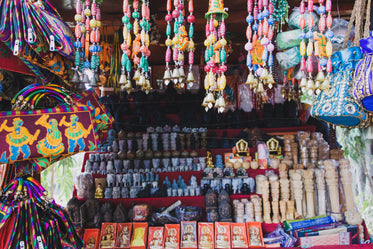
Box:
<box><xmin>107</xmin><ymin>174</ymin><xmax>116</xmax><ymax>187</ymax></box>
<box><xmin>67</xmin><ymin>197</ymin><xmax>82</xmax><ymax>228</ymax></box>
<box><xmin>105</xmin><ymin>187</ymin><xmax>113</xmax><ymax>199</ymax></box>
<box><xmin>81</xmin><ymin>185</ymin><xmax>100</xmax><ymax>228</ymax></box>
<box><xmin>205</xmin><ymin>189</ymin><xmax>218</xmax><ymax>212</ymax></box>
<box><xmin>219</xmin><ymin>200</ymin><xmax>232</xmax><ymax>222</ymax></box>
<box><xmin>207</xmin><ymin>208</ymin><xmax>219</xmax><ymax>222</ymax></box>
<box><xmin>95</xmin><ymin>183</ymin><xmax>104</xmax><ymax>199</ymax></box>
<box><xmin>113</xmin><ymin>203</ymin><xmax>128</xmax><ymax>223</ymax></box>
<box><xmin>76</xmin><ymin>173</ymin><xmax>94</xmax><ymax>199</ymax></box>
<box><xmin>113</xmin><ymin>186</ymin><xmax>121</xmax><ymax>199</ymax></box>
<box><xmin>218</xmin><ymin>189</ymin><xmax>230</xmax><ymax>204</ymax></box>
<box><xmin>101</xmin><ymin>202</ymin><xmax>114</xmax><ymax>222</ymax></box>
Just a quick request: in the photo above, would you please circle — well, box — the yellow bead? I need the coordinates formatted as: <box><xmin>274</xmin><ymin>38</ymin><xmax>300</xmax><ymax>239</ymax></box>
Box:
<box><xmin>165</xmin><ymin>39</ymin><xmax>172</xmax><ymax>47</ymax></box>
<box><xmin>220</xmin><ymin>38</ymin><xmax>227</xmax><ymax>47</ymax></box>
<box><xmin>127</xmin><ymin>35</ymin><xmax>132</xmax><ymax>46</ymax></box>
<box><xmin>145</xmin><ymin>34</ymin><xmax>150</xmax><ymax>46</ymax></box>
<box><xmin>81</xmin><ymin>26</ymin><xmax>86</xmax><ymax>33</ymax></box>
<box><xmin>300</xmin><ymin>40</ymin><xmax>306</xmax><ymax>57</ymax></box>
<box><xmin>178</xmin><ymin>53</ymin><xmax>184</xmax><ymax>61</ymax></box>
<box><xmin>90</xmin><ymin>19</ymin><xmax>97</xmax><ymax>28</ymax></box>
<box><xmin>204</xmin><ymin>39</ymin><xmax>209</xmax><ymax>47</ymax></box>
<box><xmin>84</xmin><ymin>8</ymin><xmax>91</xmax><ymax>16</ymax></box>
<box><xmin>134</xmin><ymin>21</ymin><xmax>139</xmax><ymax>35</ymax></box>
<box><xmin>188</xmin><ymin>41</ymin><xmax>195</xmax><ymax>50</ymax></box>
<box><xmin>214</xmin><ymin>20</ymin><xmax>219</xmax><ymax>27</ymax></box>
<box><xmin>74</xmin><ymin>14</ymin><xmax>82</xmax><ymax>22</ymax></box>
<box><xmin>314</xmin><ymin>41</ymin><xmax>319</xmax><ymax>56</ymax></box>
<box><xmin>204</xmin><ymin>75</ymin><xmax>209</xmax><ymax>90</ymax></box>
<box><xmin>306</xmin><ymin>41</ymin><xmax>313</xmax><ymax>57</ymax></box>
<box><xmin>96</xmin><ymin>21</ymin><xmax>101</xmax><ymax>27</ymax></box>
<box><xmin>326</xmin><ymin>40</ymin><xmax>333</xmax><ymax>57</ymax></box>
<box><xmin>172</xmin><ymin>36</ymin><xmax>179</xmax><ymax>45</ymax></box>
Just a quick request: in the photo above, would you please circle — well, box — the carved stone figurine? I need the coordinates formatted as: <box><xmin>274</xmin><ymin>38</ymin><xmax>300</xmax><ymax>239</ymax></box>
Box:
<box><xmin>95</xmin><ymin>183</ymin><xmax>104</xmax><ymax>199</ymax></box>
<box><xmin>81</xmin><ymin>185</ymin><xmax>100</xmax><ymax>228</ymax></box>
<box><xmin>205</xmin><ymin>189</ymin><xmax>218</xmax><ymax>212</ymax></box>
<box><xmin>219</xmin><ymin>200</ymin><xmax>232</xmax><ymax>222</ymax></box>
<box><xmin>67</xmin><ymin>197</ymin><xmax>82</xmax><ymax>228</ymax></box>
<box><xmin>113</xmin><ymin>186</ymin><xmax>121</xmax><ymax>199</ymax></box>
<box><xmin>113</xmin><ymin>203</ymin><xmax>128</xmax><ymax>223</ymax></box>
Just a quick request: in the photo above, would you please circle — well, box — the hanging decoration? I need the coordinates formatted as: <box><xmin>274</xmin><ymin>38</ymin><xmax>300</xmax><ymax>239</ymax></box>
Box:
<box><xmin>244</xmin><ymin>0</ymin><xmax>276</xmax><ymax>105</ymax></box>
<box><xmin>0</xmin><ymin>176</ymin><xmax>83</xmax><ymax>248</ymax></box>
<box><xmin>120</xmin><ymin>0</ymin><xmax>134</xmax><ymax>92</ymax></box>
<box><xmin>202</xmin><ymin>0</ymin><xmax>229</xmax><ymax>113</ymax></box>
<box><xmin>164</xmin><ymin>0</ymin><xmax>194</xmax><ymax>90</ymax></box>
<box><xmin>72</xmin><ymin>0</ymin><xmax>103</xmax><ymax>89</ymax></box>
<box><xmin>299</xmin><ymin>0</ymin><xmax>333</xmax><ymax>96</ymax></box>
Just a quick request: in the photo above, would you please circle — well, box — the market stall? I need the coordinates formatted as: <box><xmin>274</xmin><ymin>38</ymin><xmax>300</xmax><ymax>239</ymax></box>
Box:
<box><xmin>0</xmin><ymin>0</ymin><xmax>373</xmax><ymax>248</ymax></box>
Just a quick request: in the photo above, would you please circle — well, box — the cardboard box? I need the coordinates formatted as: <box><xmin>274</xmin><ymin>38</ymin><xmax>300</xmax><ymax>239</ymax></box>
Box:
<box><xmin>198</xmin><ymin>223</ymin><xmax>214</xmax><ymax>249</ymax></box>
<box><xmin>130</xmin><ymin>222</ymin><xmax>148</xmax><ymax>249</ymax></box>
<box><xmin>299</xmin><ymin>232</ymin><xmax>350</xmax><ymax>248</ymax></box>
<box><xmin>246</xmin><ymin>222</ymin><xmax>264</xmax><ymax>248</ymax></box>
<box><xmin>215</xmin><ymin>222</ymin><xmax>231</xmax><ymax>249</ymax></box>
<box><xmin>231</xmin><ymin>223</ymin><xmax>248</xmax><ymax>248</ymax></box>
<box><xmin>181</xmin><ymin>221</ymin><xmax>197</xmax><ymax>249</ymax></box>
<box><xmin>83</xmin><ymin>228</ymin><xmax>100</xmax><ymax>249</ymax></box>
<box><xmin>148</xmin><ymin>227</ymin><xmax>164</xmax><ymax>249</ymax></box>
<box><xmin>100</xmin><ymin>223</ymin><xmax>117</xmax><ymax>249</ymax></box>
<box><xmin>115</xmin><ymin>223</ymin><xmax>132</xmax><ymax>249</ymax></box>
<box><xmin>164</xmin><ymin>224</ymin><xmax>181</xmax><ymax>249</ymax></box>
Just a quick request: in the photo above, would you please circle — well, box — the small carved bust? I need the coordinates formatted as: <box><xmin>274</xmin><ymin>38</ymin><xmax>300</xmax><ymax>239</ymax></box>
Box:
<box><xmin>113</xmin><ymin>203</ymin><xmax>128</xmax><ymax>223</ymax></box>
<box><xmin>67</xmin><ymin>197</ymin><xmax>82</xmax><ymax>228</ymax></box>
<box><xmin>205</xmin><ymin>189</ymin><xmax>218</xmax><ymax>211</ymax></box>
<box><xmin>219</xmin><ymin>200</ymin><xmax>232</xmax><ymax>222</ymax></box>
<box><xmin>207</xmin><ymin>208</ymin><xmax>219</xmax><ymax>222</ymax></box>
<box><xmin>218</xmin><ymin>189</ymin><xmax>230</xmax><ymax>204</ymax></box>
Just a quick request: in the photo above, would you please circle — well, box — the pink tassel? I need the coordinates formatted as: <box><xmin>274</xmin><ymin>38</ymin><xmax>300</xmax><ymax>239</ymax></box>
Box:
<box><xmin>308</xmin><ymin>14</ymin><xmax>314</xmax><ymax>29</ymax></box>
<box><xmin>81</xmin><ymin>10</ymin><xmax>86</xmax><ymax>22</ymax></box>
<box><xmin>75</xmin><ymin>25</ymin><xmax>81</xmax><ymax>38</ymax></box>
<box><xmin>306</xmin><ymin>57</ymin><xmax>313</xmax><ymax>73</ymax></box>
<box><xmin>246</xmin><ymin>26</ymin><xmax>252</xmax><ymax>40</ymax></box>
<box><xmin>327</xmin><ymin>58</ymin><xmax>332</xmax><ymax>73</ymax></box>
<box><xmin>254</xmin><ymin>6</ymin><xmax>258</xmax><ymax>20</ymax></box>
<box><xmin>123</xmin><ymin>0</ymin><xmax>128</xmax><ymax>13</ymax></box>
<box><xmin>189</xmin><ymin>51</ymin><xmax>194</xmax><ymax>65</ymax></box>
<box><xmin>258</xmin><ymin>0</ymin><xmax>263</xmax><ymax>10</ymax></box>
<box><xmin>76</xmin><ymin>0</ymin><xmax>82</xmax><ymax>14</ymax></box>
<box><xmin>209</xmin><ymin>19</ymin><xmax>214</xmax><ymax>32</ymax></box>
<box><xmin>301</xmin><ymin>57</ymin><xmax>306</xmax><ymax>71</ymax></box>
<box><xmin>300</xmin><ymin>1</ymin><xmax>305</xmax><ymax>14</ymax></box>
<box><xmin>300</xmin><ymin>16</ymin><xmax>306</xmax><ymax>30</ymax></box>
<box><xmin>326</xmin><ymin>0</ymin><xmax>332</xmax><ymax>11</ymax></box>
<box><xmin>326</xmin><ymin>13</ymin><xmax>333</xmax><ymax>29</ymax></box>
<box><xmin>248</xmin><ymin>0</ymin><xmax>253</xmax><ymax>13</ymax></box>
<box><xmin>258</xmin><ymin>22</ymin><xmax>263</xmax><ymax>37</ymax></box>
<box><xmin>220</xmin><ymin>21</ymin><xmax>226</xmax><ymax>35</ymax></box>
<box><xmin>263</xmin><ymin>19</ymin><xmax>269</xmax><ymax>35</ymax></box>
<box><xmin>205</xmin><ymin>23</ymin><xmax>210</xmax><ymax>36</ymax></box>
<box><xmin>268</xmin><ymin>2</ymin><xmax>273</xmax><ymax>15</ymax></box>
<box><xmin>263</xmin><ymin>0</ymin><xmax>268</xmax><ymax>7</ymax></box>
<box><xmin>319</xmin><ymin>15</ymin><xmax>326</xmax><ymax>32</ymax></box>
<box><xmin>91</xmin><ymin>2</ymin><xmax>97</xmax><ymax>16</ymax></box>
<box><xmin>165</xmin><ymin>48</ymin><xmax>171</xmax><ymax>62</ymax></box>
<box><xmin>253</xmin><ymin>33</ymin><xmax>258</xmax><ymax>44</ymax></box>
<box><xmin>268</xmin><ymin>27</ymin><xmax>274</xmax><ymax>40</ymax></box>
<box><xmin>173</xmin><ymin>48</ymin><xmax>178</xmax><ymax>61</ymax></box>
<box><xmin>308</xmin><ymin>0</ymin><xmax>313</xmax><ymax>12</ymax></box>
<box><xmin>96</xmin><ymin>7</ymin><xmax>101</xmax><ymax>21</ymax></box>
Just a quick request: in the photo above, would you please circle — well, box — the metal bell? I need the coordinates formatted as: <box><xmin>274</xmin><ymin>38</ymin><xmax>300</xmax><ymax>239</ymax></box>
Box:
<box><xmin>260</xmin><ymin>68</ymin><xmax>269</xmax><ymax>80</ymax></box>
<box><xmin>163</xmin><ymin>69</ymin><xmax>171</xmax><ymax>80</ymax></box>
<box><xmin>186</xmin><ymin>71</ymin><xmax>195</xmax><ymax>83</ymax></box>
<box><xmin>257</xmin><ymin>82</ymin><xmax>265</xmax><ymax>93</ymax></box>
<box><xmin>179</xmin><ymin>67</ymin><xmax>186</xmax><ymax>78</ymax></box>
<box><xmin>90</xmin><ymin>74</ymin><xmax>98</xmax><ymax>87</ymax></box>
<box><xmin>321</xmin><ymin>78</ymin><xmax>330</xmax><ymax>90</ymax></box>
<box><xmin>246</xmin><ymin>72</ymin><xmax>255</xmax><ymax>85</ymax></box>
<box><xmin>306</xmin><ymin>79</ymin><xmax>315</xmax><ymax>90</ymax></box>
<box><xmin>82</xmin><ymin>73</ymin><xmax>90</xmax><ymax>84</ymax></box>
<box><xmin>299</xmin><ymin>77</ymin><xmax>307</xmax><ymax>88</ymax></box>
<box><xmin>119</xmin><ymin>74</ymin><xmax>127</xmax><ymax>85</ymax></box>
<box><xmin>138</xmin><ymin>75</ymin><xmax>146</xmax><ymax>86</ymax></box>
<box><xmin>315</xmin><ymin>71</ymin><xmax>325</xmax><ymax>82</ymax></box>
<box><xmin>71</xmin><ymin>70</ymin><xmax>80</xmax><ymax>85</ymax></box>
<box><xmin>172</xmin><ymin>68</ymin><xmax>180</xmax><ymax>79</ymax></box>
<box><xmin>133</xmin><ymin>69</ymin><xmax>141</xmax><ymax>81</ymax></box>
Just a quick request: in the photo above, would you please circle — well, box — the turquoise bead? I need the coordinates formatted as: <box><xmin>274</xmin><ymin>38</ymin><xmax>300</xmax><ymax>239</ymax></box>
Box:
<box><xmin>140</xmin><ymin>56</ymin><xmax>145</xmax><ymax>68</ymax></box>
<box><xmin>208</xmin><ymin>46</ymin><xmax>214</xmax><ymax>58</ymax></box>
<box><xmin>189</xmin><ymin>26</ymin><xmax>194</xmax><ymax>38</ymax></box>
<box><xmin>121</xmin><ymin>54</ymin><xmax>128</xmax><ymax>66</ymax></box>
<box><xmin>204</xmin><ymin>49</ymin><xmax>209</xmax><ymax>62</ymax></box>
<box><xmin>126</xmin><ymin>23</ymin><xmax>133</xmax><ymax>31</ymax></box>
<box><xmin>221</xmin><ymin>49</ymin><xmax>227</xmax><ymax>63</ymax></box>
<box><xmin>132</xmin><ymin>11</ymin><xmax>140</xmax><ymax>19</ymax></box>
<box><xmin>143</xmin><ymin>60</ymin><xmax>149</xmax><ymax>72</ymax></box>
<box><xmin>166</xmin><ymin>24</ymin><xmax>172</xmax><ymax>36</ymax></box>
<box><xmin>174</xmin><ymin>22</ymin><xmax>179</xmax><ymax>34</ymax></box>
<box><xmin>122</xmin><ymin>15</ymin><xmax>129</xmax><ymax>24</ymax></box>
<box><xmin>126</xmin><ymin>59</ymin><xmax>131</xmax><ymax>72</ymax></box>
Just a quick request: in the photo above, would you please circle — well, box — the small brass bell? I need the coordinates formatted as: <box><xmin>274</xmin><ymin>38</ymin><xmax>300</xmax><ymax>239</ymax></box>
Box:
<box><xmin>315</xmin><ymin>81</ymin><xmax>321</xmax><ymax>95</ymax></box>
<box><xmin>71</xmin><ymin>70</ymin><xmax>80</xmax><ymax>85</ymax></box>
<box><xmin>321</xmin><ymin>78</ymin><xmax>331</xmax><ymax>90</ymax></box>
<box><xmin>260</xmin><ymin>68</ymin><xmax>269</xmax><ymax>80</ymax></box>
<box><xmin>299</xmin><ymin>77</ymin><xmax>307</xmax><ymax>88</ymax></box>
<box><xmin>179</xmin><ymin>67</ymin><xmax>186</xmax><ymax>79</ymax></box>
<box><xmin>202</xmin><ymin>96</ymin><xmax>209</xmax><ymax>112</ymax></box>
<box><xmin>306</xmin><ymin>79</ymin><xmax>315</xmax><ymax>90</ymax></box>
<box><xmin>315</xmin><ymin>71</ymin><xmax>325</xmax><ymax>82</ymax></box>
<box><xmin>266</xmin><ymin>73</ymin><xmax>275</xmax><ymax>84</ymax></box>
<box><xmin>82</xmin><ymin>73</ymin><xmax>90</xmax><ymax>84</ymax></box>
<box><xmin>134</xmin><ymin>69</ymin><xmax>141</xmax><ymax>81</ymax></box>
<box><xmin>90</xmin><ymin>74</ymin><xmax>98</xmax><ymax>87</ymax></box>
<box><xmin>172</xmin><ymin>68</ymin><xmax>180</xmax><ymax>79</ymax></box>
<box><xmin>257</xmin><ymin>82</ymin><xmax>265</xmax><ymax>93</ymax></box>
<box><xmin>186</xmin><ymin>71</ymin><xmax>195</xmax><ymax>83</ymax></box>
<box><xmin>119</xmin><ymin>74</ymin><xmax>127</xmax><ymax>85</ymax></box>
<box><xmin>138</xmin><ymin>75</ymin><xmax>146</xmax><ymax>86</ymax></box>
<box><xmin>246</xmin><ymin>72</ymin><xmax>255</xmax><ymax>85</ymax></box>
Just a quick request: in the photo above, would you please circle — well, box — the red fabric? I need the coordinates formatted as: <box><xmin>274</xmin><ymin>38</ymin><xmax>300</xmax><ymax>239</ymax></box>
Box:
<box><xmin>0</xmin><ymin>42</ymin><xmax>34</xmax><ymax>75</ymax></box>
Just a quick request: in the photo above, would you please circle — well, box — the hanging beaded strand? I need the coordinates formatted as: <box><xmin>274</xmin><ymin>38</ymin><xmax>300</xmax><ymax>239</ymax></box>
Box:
<box><xmin>89</xmin><ymin>0</ymin><xmax>101</xmax><ymax>86</ymax></box>
<box><xmin>245</xmin><ymin>0</ymin><xmax>256</xmax><ymax>90</ymax></box>
<box><xmin>186</xmin><ymin>0</ymin><xmax>196</xmax><ymax>87</ymax></box>
<box><xmin>72</xmin><ymin>0</ymin><xmax>83</xmax><ymax>88</ymax></box>
<box><xmin>139</xmin><ymin>0</ymin><xmax>151</xmax><ymax>92</ymax></box>
<box><xmin>132</xmin><ymin>0</ymin><xmax>141</xmax><ymax>86</ymax></box>
<box><xmin>299</xmin><ymin>0</ymin><xmax>307</xmax><ymax>91</ymax></box>
<box><xmin>163</xmin><ymin>0</ymin><xmax>173</xmax><ymax>83</ymax></box>
<box><xmin>120</xmin><ymin>0</ymin><xmax>133</xmax><ymax>91</ymax></box>
<box><xmin>82</xmin><ymin>0</ymin><xmax>92</xmax><ymax>86</ymax></box>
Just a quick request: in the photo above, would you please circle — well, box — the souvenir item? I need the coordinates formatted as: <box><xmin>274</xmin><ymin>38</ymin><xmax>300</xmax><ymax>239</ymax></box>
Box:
<box><xmin>0</xmin><ymin>0</ymin><xmax>74</xmax><ymax>85</ymax></box>
<box><xmin>132</xmin><ymin>204</ymin><xmax>150</xmax><ymax>221</ymax></box>
<box><xmin>148</xmin><ymin>227</ymin><xmax>164</xmax><ymax>249</ymax></box>
<box><xmin>311</xmin><ymin>47</ymin><xmax>368</xmax><ymax>128</ymax></box>
<box><xmin>231</xmin><ymin>223</ymin><xmax>249</xmax><ymax>248</ymax></box>
<box><xmin>0</xmin><ymin>105</ymin><xmax>97</xmax><ymax>164</ymax></box>
<box><xmin>164</xmin><ymin>224</ymin><xmax>180</xmax><ymax>249</ymax></box>
<box><xmin>198</xmin><ymin>223</ymin><xmax>214</xmax><ymax>249</ymax></box>
<box><xmin>0</xmin><ymin>176</ymin><xmax>83</xmax><ymax>248</ymax></box>
<box><xmin>116</xmin><ymin>223</ymin><xmax>133</xmax><ymax>249</ymax></box>
<box><xmin>130</xmin><ymin>222</ymin><xmax>148</xmax><ymax>249</ymax></box>
<box><xmin>181</xmin><ymin>221</ymin><xmax>197</xmax><ymax>249</ymax></box>
<box><xmin>100</xmin><ymin>223</ymin><xmax>117</xmax><ymax>248</ymax></box>
<box><xmin>83</xmin><ymin>228</ymin><xmax>100</xmax><ymax>249</ymax></box>
<box><xmin>119</xmin><ymin>0</ymin><xmax>133</xmax><ymax>91</ymax></box>
<box><xmin>299</xmin><ymin>232</ymin><xmax>350</xmax><ymax>248</ymax></box>
<box><xmin>215</xmin><ymin>222</ymin><xmax>231</xmax><ymax>249</ymax></box>
<box><xmin>201</xmin><ymin>0</ymin><xmax>229</xmax><ymax>112</ymax></box>
<box><xmin>246</xmin><ymin>222</ymin><xmax>264</xmax><ymax>247</ymax></box>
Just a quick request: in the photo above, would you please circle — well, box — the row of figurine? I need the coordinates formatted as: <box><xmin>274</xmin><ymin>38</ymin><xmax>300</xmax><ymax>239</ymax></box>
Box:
<box><xmin>84</xmin><ymin>152</ymin><xmax>208</xmax><ymax>174</ymax></box>
<box><xmin>235</xmin><ymin>158</ymin><xmax>363</xmax><ymax>228</ymax></box>
<box><xmin>101</xmin><ymin>126</ymin><xmax>210</xmax><ymax>153</ymax></box>
<box><xmin>82</xmin><ymin>221</ymin><xmax>268</xmax><ymax>249</ymax></box>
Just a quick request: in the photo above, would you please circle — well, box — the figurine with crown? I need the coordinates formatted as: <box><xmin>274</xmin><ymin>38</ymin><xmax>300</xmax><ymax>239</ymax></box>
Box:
<box><xmin>224</xmin><ymin>139</ymin><xmax>252</xmax><ymax>166</ymax></box>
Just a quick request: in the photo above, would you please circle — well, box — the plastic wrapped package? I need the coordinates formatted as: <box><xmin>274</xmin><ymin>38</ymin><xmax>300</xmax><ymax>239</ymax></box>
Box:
<box><xmin>264</xmin><ymin>225</ymin><xmax>297</xmax><ymax>247</ymax></box>
<box><xmin>276</xmin><ymin>29</ymin><xmax>303</xmax><ymax>50</ymax></box>
<box><xmin>330</xmin><ymin>18</ymin><xmax>354</xmax><ymax>52</ymax></box>
<box><xmin>288</xmin><ymin>7</ymin><xmax>319</xmax><ymax>32</ymax></box>
<box><xmin>276</xmin><ymin>47</ymin><xmax>301</xmax><ymax>70</ymax></box>
<box><xmin>238</xmin><ymin>83</ymin><xmax>253</xmax><ymax>112</ymax></box>
<box><xmin>75</xmin><ymin>172</ymin><xmax>94</xmax><ymax>199</ymax></box>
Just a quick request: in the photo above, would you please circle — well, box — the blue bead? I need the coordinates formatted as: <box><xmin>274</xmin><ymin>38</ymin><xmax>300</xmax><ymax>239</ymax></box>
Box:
<box><xmin>253</xmin><ymin>64</ymin><xmax>258</xmax><ymax>71</ymax></box>
<box><xmin>246</xmin><ymin>15</ymin><xmax>254</xmax><ymax>24</ymax></box>
<box><xmin>262</xmin><ymin>9</ymin><xmax>269</xmax><ymax>18</ymax></box>
<box><xmin>74</xmin><ymin>41</ymin><xmax>81</xmax><ymax>48</ymax></box>
<box><xmin>268</xmin><ymin>17</ymin><xmax>275</xmax><ymax>25</ymax></box>
<box><xmin>299</xmin><ymin>32</ymin><xmax>306</xmax><ymax>39</ymax></box>
<box><xmin>262</xmin><ymin>48</ymin><xmax>268</xmax><ymax>62</ymax></box>
<box><xmin>319</xmin><ymin>58</ymin><xmax>328</xmax><ymax>67</ymax></box>
<box><xmin>89</xmin><ymin>45</ymin><xmax>95</xmax><ymax>53</ymax></box>
<box><xmin>317</xmin><ymin>6</ymin><xmax>326</xmax><ymax>15</ymax></box>
<box><xmin>96</xmin><ymin>45</ymin><xmax>102</xmax><ymax>52</ymax></box>
<box><xmin>252</xmin><ymin>23</ymin><xmax>259</xmax><ymax>31</ymax></box>
<box><xmin>268</xmin><ymin>54</ymin><xmax>273</xmax><ymax>67</ymax></box>
<box><xmin>257</xmin><ymin>13</ymin><xmax>263</xmax><ymax>21</ymax></box>
<box><xmin>246</xmin><ymin>54</ymin><xmax>252</xmax><ymax>67</ymax></box>
<box><xmin>306</xmin><ymin>31</ymin><xmax>314</xmax><ymax>39</ymax></box>
<box><xmin>84</xmin><ymin>61</ymin><xmax>91</xmax><ymax>68</ymax></box>
<box><xmin>326</xmin><ymin>30</ymin><xmax>334</xmax><ymax>39</ymax></box>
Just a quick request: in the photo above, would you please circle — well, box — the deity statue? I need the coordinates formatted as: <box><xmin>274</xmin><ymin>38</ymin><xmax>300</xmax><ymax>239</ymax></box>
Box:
<box><xmin>215</xmin><ymin>224</ymin><xmax>229</xmax><ymax>248</ymax></box>
<box><xmin>205</xmin><ymin>151</ymin><xmax>214</xmax><ymax>168</ymax></box>
<box><xmin>118</xmin><ymin>226</ymin><xmax>131</xmax><ymax>247</ymax></box>
<box><xmin>199</xmin><ymin>225</ymin><xmax>213</xmax><ymax>249</ymax></box>
<box><xmin>219</xmin><ymin>200</ymin><xmax>232</xmax><ymax>222</ymax></box>
<box><xmin>95</xmin><ymin>183</ymin><xmax>104</xmax><ymax>199</ymax></box>
<box><xmin>81</xmin><ymin>186</ymin><xmax>100</xmax><ymax>228</ymax></box>
<box><xmin>67</xmin><ymin>197</ymin><xmax>82</xmax><ymax>228</ymax></box>
<box><xmin>232</xmin><ymin>226</ymin><xmax>248</xmax><ymax>248</ymax></box>
<box><xmin>182</xmin><ymin>224</ymin><xmax>196</xmax><ymax>248</ymax></box>
<box><xmin>248</xmin><ymin>226</ymin><xmax>262</xmax><ymax>246</ymax></box>
<box><xmin>100</xmin><ymin>224</ymin><xmax>115</xmax><ymax>248</ymax></box>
